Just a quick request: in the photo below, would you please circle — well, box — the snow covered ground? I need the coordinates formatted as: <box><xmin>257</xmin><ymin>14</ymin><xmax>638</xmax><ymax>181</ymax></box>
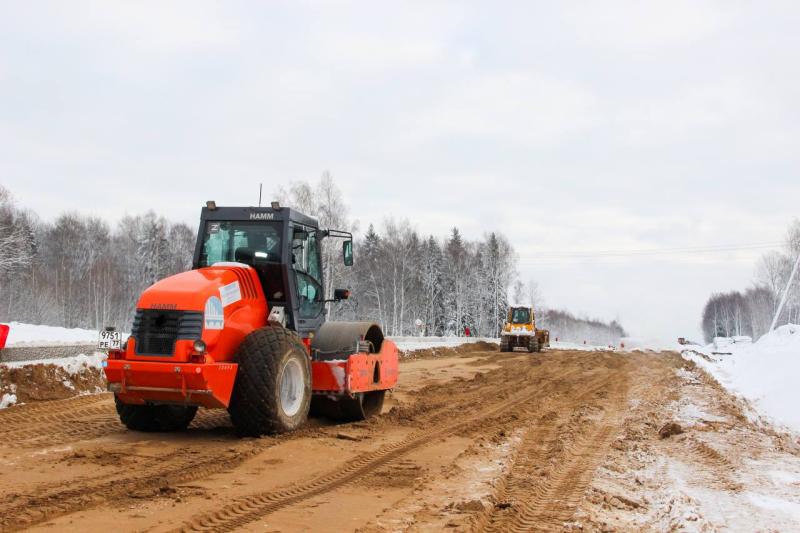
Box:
<box><xmin>0</xmin><ymin>349</ymin><xmax>106</xmax><ymax>409</ymax></box>
<box><xmin>390</xmin><ymin>336</ymin><xmax>615</xmax><ymax>352</ymax></box>
<box><xmin>620</xmin><ymin>336</ymin><xmax>684</xmax><ymax>353</ymax></box>
<box><xmin>5</xmin><ymin>323</ymin><xmax>613</xmax><ymax>353</ymax></box>
<box><xmin>682</xmin><ymin>324</ymin><xmax>800</xmax><ymax>435</ymax></box>
<box><xmin>390</xmin><ymin>336</ymin><xmax>498</xmax><ymax>352</ymax></box>
<box><xmin>3</xmin><ymin>321</ymin><xmax>100</xmax><ymax>346</ymax></box>
<box><xmin>1</xmin><ymin>352</ymin><xmax>106</xmax><ymax>374</ymax></box>
<box><xmin>551</xmin><ymin>340</ymin><xmax>611</xmax><ymax>351</ymax></box>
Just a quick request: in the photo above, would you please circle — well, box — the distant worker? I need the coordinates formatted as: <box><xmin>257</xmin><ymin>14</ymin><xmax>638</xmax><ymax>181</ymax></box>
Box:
<box><xmin>465</xmin><ymin>326</ymin><xmax>471</xmax><ymax>337</ymax></box>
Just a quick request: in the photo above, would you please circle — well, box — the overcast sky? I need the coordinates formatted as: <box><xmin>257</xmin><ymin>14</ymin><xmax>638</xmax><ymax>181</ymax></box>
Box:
<box><xmin>2</xmin><ymin>1</ymin><xmax>799</xmax><ymax>341</ymax></box>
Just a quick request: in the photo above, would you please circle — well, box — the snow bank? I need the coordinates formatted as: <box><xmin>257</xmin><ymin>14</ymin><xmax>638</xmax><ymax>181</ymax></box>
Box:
<box><xmin>1</xmin><ymin>352</ymin><xmax>106</xmax><ymax>374</ymax></box>
<box><xmin>549</xmin><ymin>340</ymin><xmax>610</xmax><ymax>351</ymax></box>
<box><xmin>620</xmin><ymin>336</ymin><xmax>685</xmax><ymax>353</ymax></box>
<box><xmin>390</xmin><ymin>336</ymin><xmax>498</xmax><ymax>352</ymax></box>
<box><xmin>0</xmin><ymin>351</ymin><xmax>107</xmax><ymax>408</ymax></box>
<box><xmin>682</xmin><ymin>324</ymin><xmax>800</xmax><ymax>433</ymax></box>
<box><xmin>0</xmin><ymin>393</ymin><xmax>17</xmax><ymax>409</ymax></box>
<box><xmin>390</xmin><ymin>336</ymin><xmax>612</xmax><ymax>352</ymax></box>
<box><xmin>4</xmin><ymin>322</ymin><xmax>99</xmax><ymax>346</ymax></box>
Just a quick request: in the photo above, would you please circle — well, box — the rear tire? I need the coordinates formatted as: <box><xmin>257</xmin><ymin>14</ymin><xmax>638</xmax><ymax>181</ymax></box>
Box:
<box><xmin>115</xmin><ymin>396</ymin><xmax>197</xmax><ymax>432</ymax></box>
<box><xmin>228</xmin><ymin>326</ymin><xmax>311</xmax><ymax>436</ymax></box>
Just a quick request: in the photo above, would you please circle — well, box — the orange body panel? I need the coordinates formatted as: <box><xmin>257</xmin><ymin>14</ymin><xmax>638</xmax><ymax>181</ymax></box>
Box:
<box><xmin>311</xmin><ymin>339</ymin><xmax>399</xmax><ymax>394</ymax></box>
<box><xmin>126</xmin><ymin>264</ymin><xmax>267</xmax><ymax>364</ymax></box>
<box><xmin>105</xmin><ymin>264</ymin><xmax>266</xmax><ymax>407</ymax></box>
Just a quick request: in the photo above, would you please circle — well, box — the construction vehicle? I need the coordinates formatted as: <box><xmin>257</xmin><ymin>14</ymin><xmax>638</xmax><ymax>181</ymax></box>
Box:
<box><xmin>103</xmin><ymin>202</ymin><xmax>398</xmax><ymax>436</ymax></box>
<box><xmin>499</xmin><ymin>306</ymin><xmax>549</xmax><ymax>353</ymax></box>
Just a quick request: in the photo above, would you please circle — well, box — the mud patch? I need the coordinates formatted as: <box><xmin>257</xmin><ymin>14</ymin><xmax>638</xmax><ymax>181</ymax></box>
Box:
<box><xmin>359</xmin><ymin>460</ymin><xmax>424</xmax><ymax>488</ymax></box>
<box><xmin>659</xmin><ymin>421</ymin><xmax>684</xmax><ymax>439</ymax></box>
<box><xmin>61</xmin><ymin>448</ymin><xmax>142</xmax><ymax>467</ymax></box>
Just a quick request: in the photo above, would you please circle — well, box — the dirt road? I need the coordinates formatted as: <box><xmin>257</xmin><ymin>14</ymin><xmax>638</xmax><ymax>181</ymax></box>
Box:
<box><xmin>2</xmin><ymin>346</ymin><xmax>799</xmax><ymax>532</ymax></box>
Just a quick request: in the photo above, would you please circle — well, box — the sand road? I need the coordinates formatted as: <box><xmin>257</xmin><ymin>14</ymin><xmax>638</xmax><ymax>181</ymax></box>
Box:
<box><xmin>2</xmin><ymin>345</ymin><xmax>799</xmax><ymax>532</ymax></box>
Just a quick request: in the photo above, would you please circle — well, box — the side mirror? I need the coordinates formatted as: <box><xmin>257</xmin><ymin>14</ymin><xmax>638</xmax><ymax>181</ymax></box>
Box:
<box><xmin>333</xmin><ymin>288</ymin><xmax>350</xmax><ymax>301</ymax></box>
<box><xmin>342</xmin><ymin>240</ymin><xmax>353</xmax><ymax>266</ymax></box>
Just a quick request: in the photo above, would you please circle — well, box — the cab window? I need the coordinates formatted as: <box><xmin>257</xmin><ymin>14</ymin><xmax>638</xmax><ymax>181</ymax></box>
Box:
<box><xmin>511</xmin><ymin>308</ymin><xmax>531</xmax><ymax>324</ymax></box>
<box><xmin>199</xmin><ymin>221</ymin><xmax>282</xmax><ymax>266</ymax></box>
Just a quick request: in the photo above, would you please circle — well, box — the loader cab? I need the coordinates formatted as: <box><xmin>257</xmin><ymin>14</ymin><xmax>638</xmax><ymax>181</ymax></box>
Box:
<box><xmin>509</xmin><ymin>307</ymin><xmax>533</xmax><ymax>326</ymax></box>
<box><xmin>192</xmin><ymin>205</ymin><xmax>351</xmax><ymax>336</ymax></box>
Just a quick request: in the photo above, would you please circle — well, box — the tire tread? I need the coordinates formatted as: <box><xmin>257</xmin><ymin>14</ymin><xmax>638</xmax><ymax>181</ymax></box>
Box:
<box><xmin>228</xmin><ymin>326</ymin><xmax>310</xmax><ymax>436</ymax></box>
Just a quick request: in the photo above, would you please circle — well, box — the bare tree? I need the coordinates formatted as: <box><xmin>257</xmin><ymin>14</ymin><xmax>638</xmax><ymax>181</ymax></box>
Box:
<box><xmin>1</xmin><ymin>177</ymin><xmax>626</xmax><ymax>343</ymax></box>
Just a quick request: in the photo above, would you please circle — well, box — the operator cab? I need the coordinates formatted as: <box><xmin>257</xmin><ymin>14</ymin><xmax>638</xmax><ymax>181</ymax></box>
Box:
<box><xmin>193</xmin><ymin>203</ymin><xmax>352</xmax><ymax>336</ymax></box>
<box><xmin>510</xmin><ymin>307</ymin><xmax>531</xmax><ymax>325</ymax></box>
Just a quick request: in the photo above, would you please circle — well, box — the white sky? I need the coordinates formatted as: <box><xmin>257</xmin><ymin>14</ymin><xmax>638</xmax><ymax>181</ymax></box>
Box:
<box><xmin>2</xmin><ymin>1</ymin><xmax>799</xmax><ymax>341</ymax></box>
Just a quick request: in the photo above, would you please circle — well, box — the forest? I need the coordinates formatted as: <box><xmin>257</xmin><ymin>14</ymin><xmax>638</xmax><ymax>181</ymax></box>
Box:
<box><xmin>0</xmin><ymin>177</ymin><xmax>626</xmax><ymax>344</ymax></box>
<box><xmin>700</xmin><ymin>219</ymin><xmax>800</xmax><ymax>342</ymax></box>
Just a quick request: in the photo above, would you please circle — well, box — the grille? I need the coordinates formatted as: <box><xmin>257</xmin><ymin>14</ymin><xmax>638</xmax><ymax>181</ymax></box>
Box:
<box><xmin>229</xmin><ymin>267</ymin><xmax>258</xmax><ymax>299</ymax></box>
<box><xmin>131</xmin><ymin>310</ymin><xmax>203</xmax><ymax>356</ymax></box>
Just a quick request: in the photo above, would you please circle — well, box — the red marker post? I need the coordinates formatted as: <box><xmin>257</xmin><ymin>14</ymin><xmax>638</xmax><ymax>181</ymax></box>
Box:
<box><xmin>0</xmin><ymin>324</ymin><xmax>9</xmax><ymax>350</ymax></box>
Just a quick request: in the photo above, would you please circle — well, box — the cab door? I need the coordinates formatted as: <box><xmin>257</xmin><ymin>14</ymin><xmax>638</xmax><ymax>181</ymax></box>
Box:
<box><xmin>289</xmin><ymin>224</ymin><xmax>326</xmax><ymax>335</ymax></box>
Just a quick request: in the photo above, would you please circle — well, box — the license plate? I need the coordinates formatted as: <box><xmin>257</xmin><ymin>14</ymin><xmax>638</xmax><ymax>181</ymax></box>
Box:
<box><xmin>98</xmin><ymin>330</ymin><xmax>122</xmax><ymax>350</ymax></box>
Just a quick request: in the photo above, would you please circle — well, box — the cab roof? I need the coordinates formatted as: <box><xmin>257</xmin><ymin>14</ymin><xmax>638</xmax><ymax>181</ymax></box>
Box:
<box><xmin>200</xmin><ymin>206</ymin><xmax>319</xmax><ymax>228</ymax></box>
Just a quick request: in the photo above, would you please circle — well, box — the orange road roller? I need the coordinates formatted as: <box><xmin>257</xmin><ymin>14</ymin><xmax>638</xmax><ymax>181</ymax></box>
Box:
<box><xmin>103</xmin><ymin>202</ymin><xmax>398</xmax><ymax>435</ymax></box>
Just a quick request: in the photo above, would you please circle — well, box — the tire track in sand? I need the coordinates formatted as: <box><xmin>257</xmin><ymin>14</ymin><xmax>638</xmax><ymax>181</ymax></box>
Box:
<box><xmin>174</xmin><ymin>365</ymin><xmax>589</xmax><ymax>533</ymax></box>
<box><xmin>0</xmin><ymin>438</ymin><xmax>268</xmax><ymax>532</ymax></box>
<box><xmin>0</xmin><ymin>396</ymin><xmax>231</xmax><ymax>447</ymax></box>
<box><xmin>3</xmin><ymin>355</ymin><xmax>545</xmax><ymax>531</ymax></box>
<box><xmin>475</xmin><ymin>367</ymin><xmax>629</xmax><ymax>532</ymax></box>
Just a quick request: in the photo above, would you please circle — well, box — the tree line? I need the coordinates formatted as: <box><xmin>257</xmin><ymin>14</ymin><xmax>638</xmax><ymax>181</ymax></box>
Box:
<box><xmin>700</xmin><ymin>219</ymin><xmax>800</xmax><ymax>342</ymax></box>
<box><xmin>0</xmin><ymin>185</ymin><xmax>194</xmax><ymax>331</ymax></box>
<box><xmin>0</xmin><ymin>178</ymin><xmax>627</xmax><ymax>343</ymax></box>
<box><xmin>539</xmin><ymin>309</ymin><xmax>627</xmax><ymax>347</ymax></box>
<box><xmin>278</xmin><ymin>175</ymin><xmax>626</xmax><ymax>342</ymax></box>
<box><xmin>277</xmin><ymin>174</ymin><xmax>517</xmax><ymax>337</ymax></box>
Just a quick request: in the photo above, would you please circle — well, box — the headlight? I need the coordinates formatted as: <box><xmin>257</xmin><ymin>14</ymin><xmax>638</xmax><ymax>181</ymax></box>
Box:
<box><xmin>193</xmin><ymin>339</ymin><xmax>207</xmax><ymax>354</ymax></box>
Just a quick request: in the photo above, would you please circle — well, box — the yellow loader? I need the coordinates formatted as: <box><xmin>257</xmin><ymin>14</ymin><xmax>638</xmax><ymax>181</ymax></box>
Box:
<box><xmin>499</xmin><ymin>307</ymin><xmax>549</xmax><ymax>353</ymax></box>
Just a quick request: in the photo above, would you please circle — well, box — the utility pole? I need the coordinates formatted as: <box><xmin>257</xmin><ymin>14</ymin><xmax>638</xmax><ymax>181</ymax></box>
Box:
<box><xmin>770</xmin><ymin>253</ymin><xmax>800</xmax><ymax>331</ymax></box>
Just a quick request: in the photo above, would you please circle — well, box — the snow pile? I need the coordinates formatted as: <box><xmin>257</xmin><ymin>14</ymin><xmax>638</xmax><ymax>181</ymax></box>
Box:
<box><xmin>620</xmin><ymin>337</ymin><xmax>685</xmax><ymax>353</ymax></box>
<box><xmin>391</xmin><ymin>336</ymin><xmax>617</xmax><ymax>353</ymax></box>
<box><xmin>0</xmin><ymin>351</ymin><xmax>106</xmax><ymax>408</ymax></box>
<box><xmin>4</xmin><ymin>322</ymin><xmax>99</xmax><ymax>346</ymax></box>
<box><xmin>713</xmin><ymin>336</ymin><xmax>752</xmax><ymax>351</ymax></box>
<box><xmin>1</xmin><ymin>393</ymin><xmax>17</xmax><ymax>409</ymax></box>
<box><xmin>391</xmin><ymin>336</ymin><xmax>616</xmax><ymax>353</ymax></box>
<box><xmin>683</xmin><ymin>324</ymin><xmax>800</xmax><ymax>433</ymax></box>
<box><xmin>1</xmin><ymin>352</ymin><xmax>106</xmax><ymax>374</ymax></box>
<box><xmin>390</xmin><ymin>336</ymin><xmax>498</xmax><ymax>352</ymax></box>
<box><xmin>550</xmin><ymin>340</ymin><xmax>611</xmax><ymax>351</ymax></box>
